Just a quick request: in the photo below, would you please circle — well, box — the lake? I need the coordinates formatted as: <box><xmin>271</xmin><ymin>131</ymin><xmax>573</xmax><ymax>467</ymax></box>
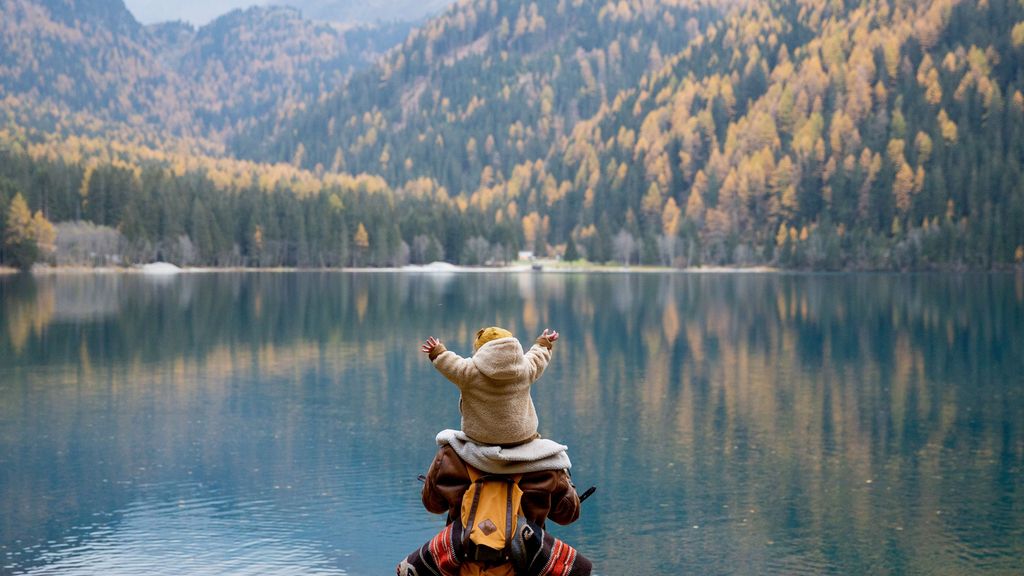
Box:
<box><xmin>1</xmin><ymin>271</ymin><xmax>1022</xmax><ymax>575</ymax></box>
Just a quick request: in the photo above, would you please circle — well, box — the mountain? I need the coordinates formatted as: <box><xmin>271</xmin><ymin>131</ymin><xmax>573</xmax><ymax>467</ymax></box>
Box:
<box><xmin>234</xmin><ymin>0</ymin><xmax>1024</xmax><ymax>269</ymax></box>
<box><xmin>163</xmin><ymin>6</ymin><xmax>411</xmax><ymax>135</ymax></box>
<box><xmin>0</xmin><ymin>0</ymin><xmax>190</xmax><ymax>132</ymax></box>
<box><xmin>0</xmin><ymin>0</ymin><xmax>409</xmax><ymax>140</ymax></box>
<box><xmin>235</xmin><ymin>0</ymin><xmax>720</xmax><ymax>191</ymax></box>
<box><xmin>2</xmin><ymin>0</ymin><xmax>1023</xmax><ymax>271</ymax></box>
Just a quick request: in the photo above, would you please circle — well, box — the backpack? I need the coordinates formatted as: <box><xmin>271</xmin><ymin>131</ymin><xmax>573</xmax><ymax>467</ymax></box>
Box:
<box><xmin>459</xmin><ymin>464</ymin><xmax>524</xmax><ymax>569</ymax></box>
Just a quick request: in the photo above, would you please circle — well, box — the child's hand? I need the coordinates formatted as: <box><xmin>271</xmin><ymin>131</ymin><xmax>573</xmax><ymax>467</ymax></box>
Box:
<box><xmin>421</xmin><ymin>336</ymin><xmax>441</xmax><ymax>355</ymax></box>
<box><xmin>540</xmin><ymin>329</ymin><xmax>559</xmax><ymax>344</ymax></box>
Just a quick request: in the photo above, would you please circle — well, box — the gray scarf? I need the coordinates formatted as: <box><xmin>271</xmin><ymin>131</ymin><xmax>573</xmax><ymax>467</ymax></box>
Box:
<box><xmin>435</xmin><ymin>429</ymin><xmax>572</xmax><ymax>474</ymax></box>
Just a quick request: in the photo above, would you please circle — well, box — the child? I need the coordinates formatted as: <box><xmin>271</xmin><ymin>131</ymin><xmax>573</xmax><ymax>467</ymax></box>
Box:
<box><xmin>422</xmin><ymin>326</ymin><xmax>559</xmax><ymax>446</ymax></box>
<box><xmin>397</xmin><ymin>327</ymin><xmax>592</xmax><ymax>576</ymax></box>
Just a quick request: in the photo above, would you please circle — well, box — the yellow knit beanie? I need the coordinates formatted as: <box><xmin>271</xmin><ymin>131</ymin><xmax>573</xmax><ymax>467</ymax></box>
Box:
<box><xmin>473</xmin><ymin>326</ymin><xmax>513</xmax><ymax>351</ymax></box>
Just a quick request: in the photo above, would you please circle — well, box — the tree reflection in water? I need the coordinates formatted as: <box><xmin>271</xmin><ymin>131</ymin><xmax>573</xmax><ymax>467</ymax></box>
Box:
<box><xmin>1</xmin><ymin>272</ymin><xmax>1022</xmax><ymax>574</ymax></box>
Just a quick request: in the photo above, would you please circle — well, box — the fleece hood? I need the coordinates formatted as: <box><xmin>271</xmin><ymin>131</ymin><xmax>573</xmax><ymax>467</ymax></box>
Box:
<box><xmin>471</xmin><ymin>337</ymin><xmax>526</xmax><ymax>380</ymax></box>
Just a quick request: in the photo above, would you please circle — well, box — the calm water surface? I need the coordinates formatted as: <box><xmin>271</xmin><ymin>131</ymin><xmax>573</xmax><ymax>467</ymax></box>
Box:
<box><xmin>1</xmin><ymin>272</ymin><xmax>1022</xmax><ymax>575</ymax></box>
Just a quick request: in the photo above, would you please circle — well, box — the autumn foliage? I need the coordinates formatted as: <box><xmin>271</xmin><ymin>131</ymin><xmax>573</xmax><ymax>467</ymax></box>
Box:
<box><xmin>2</xmin><ymin>0</ymin><xmax>1024</xmax><ymax>270</ymax></box>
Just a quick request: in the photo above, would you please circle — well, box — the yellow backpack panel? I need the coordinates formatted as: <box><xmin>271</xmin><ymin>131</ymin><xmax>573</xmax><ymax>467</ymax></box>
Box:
<box><xmin>460</xmin><ymin>466</ymin><xmax>524</xmax><ymax>553</ymax></box>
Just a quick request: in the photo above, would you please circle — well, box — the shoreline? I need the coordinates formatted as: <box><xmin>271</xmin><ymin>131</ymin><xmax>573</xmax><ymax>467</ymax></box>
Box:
<box><xmin>7</xmin><ymin>263</ymin><xmax>1020</xmax><ymax>276</ymax></box>
<box><xmin>11</xmin><ymin>262</ymin><xmax>782</xmax><ymax>275</ymax></box>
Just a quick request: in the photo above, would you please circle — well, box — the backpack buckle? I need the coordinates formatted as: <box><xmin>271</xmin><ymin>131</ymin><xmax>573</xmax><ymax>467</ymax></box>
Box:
<box><xmin>462</xmin><ymin>540</ymin><xmax>508</xmax><ymax>564</ymax></box>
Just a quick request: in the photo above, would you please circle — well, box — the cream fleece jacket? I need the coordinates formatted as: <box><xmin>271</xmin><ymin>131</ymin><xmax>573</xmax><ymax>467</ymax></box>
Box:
<box><xmin>431</xmin><ymin>336</ymin><xmax>551</xmax><ymax>445</ymax></box>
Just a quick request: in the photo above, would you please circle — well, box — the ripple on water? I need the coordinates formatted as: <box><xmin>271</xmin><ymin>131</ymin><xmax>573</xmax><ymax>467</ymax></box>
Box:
<box><xmin>11</xmin><ymin>489</ymin><xmax>348</xmax><ymax>576</ymax></box>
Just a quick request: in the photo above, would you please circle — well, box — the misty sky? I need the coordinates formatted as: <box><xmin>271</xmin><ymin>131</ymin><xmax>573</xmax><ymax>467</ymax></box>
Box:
<box><xmin>122</xmin><ymin>0</ymin><xmax>455</xmax><ymax>26</ymax></box>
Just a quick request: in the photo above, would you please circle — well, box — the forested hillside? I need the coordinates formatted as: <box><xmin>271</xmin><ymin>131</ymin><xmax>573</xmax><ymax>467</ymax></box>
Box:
<box><xmin>0</xmin><ymin>0</ymin><xmax>188</xmax><ymax>133</ymax></box>
<box><xmin>3</xmin><ymin>0</ymin><xmax>1024</xmax><ymax>270</ymax></box>
<box><xmin>164</xmin><ymin>6</ymin><xmax>411</xmax><ymax>137</ymax></box>
<box><xmin>237</xmin><ymin>0</ymin><xmax>719</xmax><ymax>198</ymax></box>
<box><xmin>239</xmin><ymin>0</ymin><xmax>1024</xmax><ymax>269</ymax></box>
<box><xmin>0</xmin><ymin>0</ymin><xmax>408</xmax><ymax>140</ymax></box>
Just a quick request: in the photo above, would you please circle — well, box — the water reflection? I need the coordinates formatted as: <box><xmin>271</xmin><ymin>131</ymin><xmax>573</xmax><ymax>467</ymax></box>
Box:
<box><xmin>1</xmin><ymin>272</ymin><xmax>1022</xmax><ymax>575</ymax></box>
<box><xmin>15</xmin><ymin>489</ymin><xmax>347</xmax><ymax>576</ymax></box>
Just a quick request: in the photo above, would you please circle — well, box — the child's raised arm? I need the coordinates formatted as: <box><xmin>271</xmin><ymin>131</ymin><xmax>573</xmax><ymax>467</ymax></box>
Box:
<box><xmin>423</xmin><ymin>336</ymin><xmax>477</xmax><ymax>388</ymax></box>
<box><xmin>525</xmin><ymin>328</ymin><xmax>558</xmax><ymax>381</ymax></box>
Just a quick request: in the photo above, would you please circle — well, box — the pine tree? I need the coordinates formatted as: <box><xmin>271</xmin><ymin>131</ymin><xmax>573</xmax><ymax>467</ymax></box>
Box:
<box><xmin>564</xmin><ymin>235</ymin><xmax>579</xmax><ymax>262</ymax></box>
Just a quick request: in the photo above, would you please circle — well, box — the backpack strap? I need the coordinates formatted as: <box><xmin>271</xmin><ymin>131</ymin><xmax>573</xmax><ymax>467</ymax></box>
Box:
<box><xmin>504</xmin><ymin>479</ymin><xmax>514</xmax><ymax>553</ymax></box>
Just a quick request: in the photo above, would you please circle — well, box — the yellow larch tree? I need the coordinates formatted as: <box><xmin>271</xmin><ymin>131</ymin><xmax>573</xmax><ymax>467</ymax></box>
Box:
<box><xmin>5</xmin><ymin>193</ymin><xmax>33</xmax><ymax>246</ymax></box>
<box><xmin>354</xmin><ymin>223</ymin><xmax>370</xmax><ymax>250</ymax></box>
<box><xmin>685</xmin><ymin>171</ymin><xmax>707</xmax><ymax>223</ymax></box>
<box><xmin>893</xmin><ymin>163</ymin><xmax>916</xmax><ymax>215</ymax></box>
<box><xmin>661</xmin><ymin>197</ymin><xmax>682</xmax><ymax>237</ymax></box>
<box><xmin>914</xmin><ymin>132</ymin><xmax>933</xmax><ymax>164</ymax></box>
<box><xmin>31</xmin><ymin>211</ymin><xmax>56</xmax><ymax>255</ymax></box>
<box><xmin>938</xmin><ymin>109</ymin><xmax>958</xmax><ymax>142</ymax></box>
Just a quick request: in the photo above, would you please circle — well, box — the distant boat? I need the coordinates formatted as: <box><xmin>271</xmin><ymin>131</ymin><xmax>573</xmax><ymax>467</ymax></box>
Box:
<box><xmin>531</xmin><ymin>263</ymin><xmax>543</xmax><ymax>271</ymax></box>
